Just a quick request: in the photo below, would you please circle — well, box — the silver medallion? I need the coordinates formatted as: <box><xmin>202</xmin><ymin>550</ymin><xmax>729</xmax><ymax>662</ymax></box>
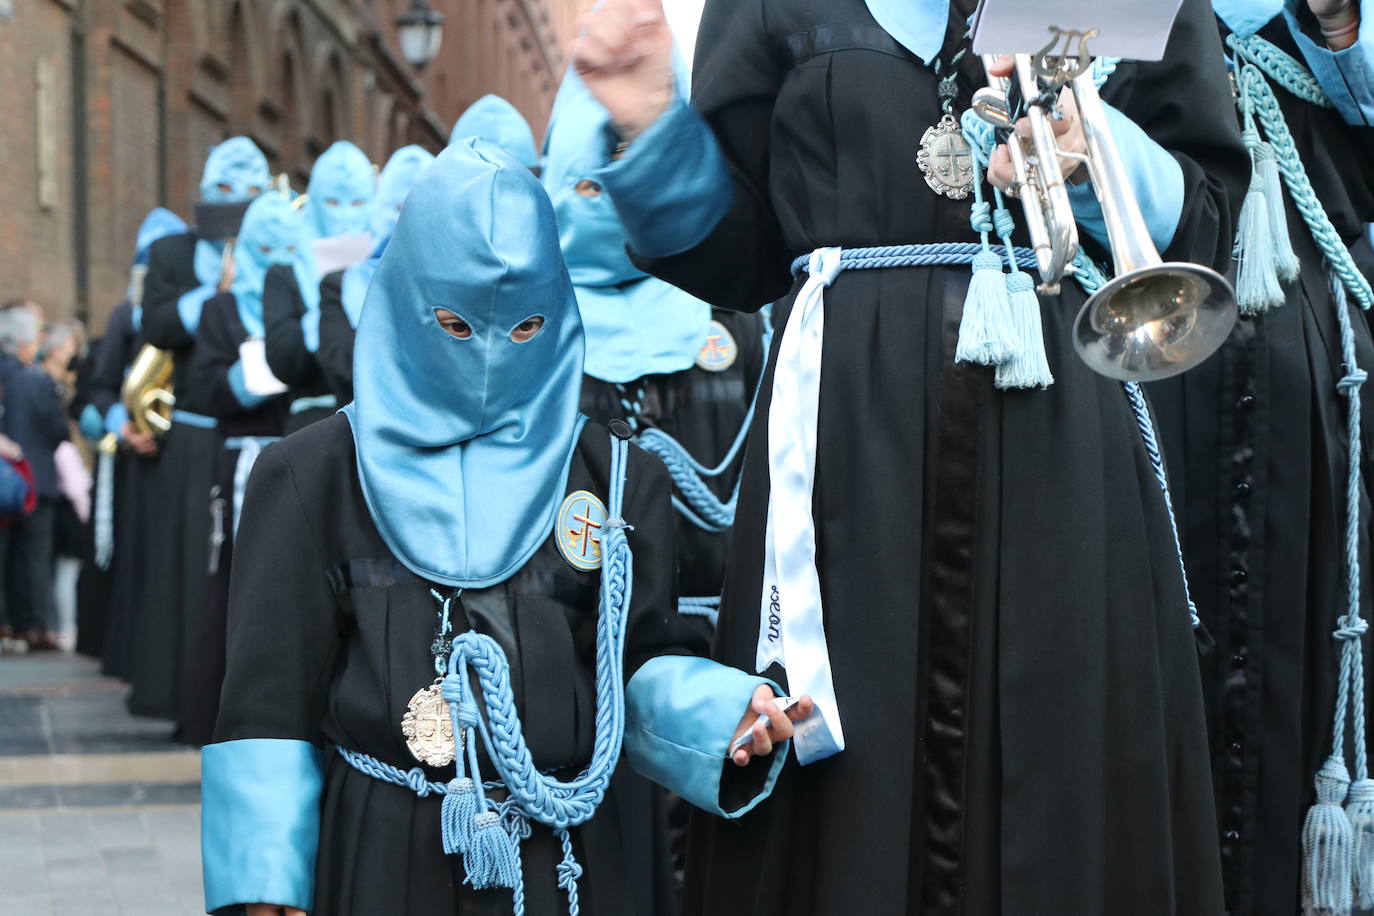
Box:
<box><xmin>917</xmin><ymin>113</ymin><xmax>974</xmax><ymax>200</ymax></box>
<box><xmin>401</xmin><ymin>677</ymin><xmax>462</xmax><ymax>767</ymax></box>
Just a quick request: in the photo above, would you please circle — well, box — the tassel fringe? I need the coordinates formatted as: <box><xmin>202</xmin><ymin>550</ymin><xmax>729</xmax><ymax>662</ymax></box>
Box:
<box><xmin>1302</xmin><ymin>756</ymin><xmax>1356</xmax><ymax>916</ymax></box>
<box><xmin>463</xmin><ymin>810</ymin><xmax>521</xmax><ymax>890</ymax></box>
<box><xmin>1347</xmin><ymin>777</ymin><xmax>1374</xmax><ymax>909</ymax></box>
<box><xmin>441</xmin><ymin>777</ymin><xmax>478</xmax><ymax>855</ymax></box>
<box><xmin>1255</xmin><ymin>142</ymin><xmax>1299</xmax><ymax>283</ymax></box>
<box><xmin>994</xmin><ymin>272</ymin><xmax>1054</xmax><ymax>389</ymax></box>
<box><xmin>955</xmin><ymin>250</ymin><xmax>1017</xmax><ymax>367</ymax></box>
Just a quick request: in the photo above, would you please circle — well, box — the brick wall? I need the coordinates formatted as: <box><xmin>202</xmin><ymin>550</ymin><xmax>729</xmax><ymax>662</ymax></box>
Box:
<box><xmin>0</xmin><ymin>0</ymin><xmax>582</xmax><ymax>335</ymax></box>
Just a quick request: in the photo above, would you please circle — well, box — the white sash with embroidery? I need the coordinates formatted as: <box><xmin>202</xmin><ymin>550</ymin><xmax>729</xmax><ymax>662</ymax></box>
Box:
<box><xmin>757</xmin><ymin>247</ymin><xmax>846</xmax><ymax>765</ymax></box>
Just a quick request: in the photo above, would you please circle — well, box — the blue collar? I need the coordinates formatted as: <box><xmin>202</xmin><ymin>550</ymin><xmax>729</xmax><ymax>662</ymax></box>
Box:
<box><xmin>1212</xmin><ymin>0</ymin><xmax>1284</xmax><ymax>37</ymax></box>
<box><xmin>863</xmin><ymin>0</ymin><xmax>952</xmax><ymax>64</ymax></box>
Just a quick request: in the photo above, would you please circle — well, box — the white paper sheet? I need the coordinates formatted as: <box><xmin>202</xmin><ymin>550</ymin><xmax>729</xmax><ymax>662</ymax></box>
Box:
<box><xmin>971</xmin><ymin>0</ymin><xmax>1184</xmax><ymax>61</ymax></box>
<box><xmin>238</xmin><ymin>338</ymin><xmax>288</xmax><ymax>397</ymax></box>
<box><xmin>312</xmin><ymin>233</ymin><xmax>374</xmax><ymax>275</ymax></box>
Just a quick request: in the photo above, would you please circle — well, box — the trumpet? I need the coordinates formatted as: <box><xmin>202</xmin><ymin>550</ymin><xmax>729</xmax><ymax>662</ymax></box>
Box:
<box><xmin>972</xmin><ymin>29</ymin><xmax>1236</xmax><ymax>382</ymax></box>
<box><xmin>121</xmin><ymin>343</ymin><xmax>175</xmax><ymax>439</ymax></box>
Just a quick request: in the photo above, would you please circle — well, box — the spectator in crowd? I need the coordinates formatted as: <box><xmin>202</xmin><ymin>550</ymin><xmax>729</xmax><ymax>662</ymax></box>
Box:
<box><xmin>0</xmin><ymin>308</ymin><xmax>70</xmax><ymax>652</ymax></box>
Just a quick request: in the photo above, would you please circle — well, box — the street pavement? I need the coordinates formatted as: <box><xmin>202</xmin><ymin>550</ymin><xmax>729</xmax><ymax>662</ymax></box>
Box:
<box><xmin>0</xmin><ymin>652</ymin><xmax>203</xmax><ymax>915</ymax></box>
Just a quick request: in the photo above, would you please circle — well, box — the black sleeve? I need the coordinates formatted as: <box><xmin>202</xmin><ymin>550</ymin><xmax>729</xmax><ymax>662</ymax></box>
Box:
<box><xmin>315</xmin><ymin>271</ymin><xmax>355</xmax><ymax>405</ymax></box>
<box><xmin>629</xmin><ymin>0</ymin><xmax>793</xmax><ymax>311</ymax></box>
<box><xmin>187</xmin><ymin>295</ymin><xmax>255</xmax><ymax>422</ymax></box>
<box><xmin>262</xmin><ymin>265</ymin><xmax>320</xmax><ymax>387</ymax></box>
<box><xmin>88</xmin><ymin>303</ymin><xmax>135</xmax><ymax>415</ymax></box>
<box><xmin>24</xmin><ymin>371</ymin><xmax>70</xmax><ymax>451</ymax></box>
<box><xmin>622</xmin><ymin>445</ymin><xmax>711</xmax><ymax>678</ymax></box>
<box><xmin>215</xmin><ymin>442</ymin><xmax>340</xmax><ymax>744</ymax></box>
<box><xmin>1099</xmin><ymin>0</ymin><xmax>1249</xmax><ymax>271</ymax></box>
<box><xmin>141</xmin><ymin>233</ymin><xmax>201</xmax><ymax>352</ymax></box>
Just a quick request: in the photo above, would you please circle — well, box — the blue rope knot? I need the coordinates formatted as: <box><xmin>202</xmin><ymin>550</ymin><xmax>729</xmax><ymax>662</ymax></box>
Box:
<box><xmin>605</xmin><ymin>516</ymin><xmax>631</xmax><ymax>531</ymax></box>
<box><xmin>1335</xmin><ymin>615</ymin><xmax>1369</xmax><ymax>640</ymax></box>
<box><xmin>1340</xmin><ymin>369</ymin><xmax>1368</xmax><ymax>394</ymax></box>
<box><xmin>405</xmin><ymin>767</ymin><xmax>435</xmax><ymax>797</ymax></box>
<box><xmin>440</xmin><ymin>673</ymin><xmax>464</xmax><ymax>703</ymax></box>
<box><xmin>1317</xmin><ymin>755</ymin><xmax>1355</xmax><ymax>803</ymax></box>
<box><xmin>1241</xmin><ymin>125</ymin><xmax>1262</xmax><ymax>151</ymax></box>
<box><xmin>969</xmin><ymin>201</ymin><xmax>993</xmax><ymax>234</ymax></box>
<box><xmin>1005</xmin><ymin>271</ymin><xmax>1035</xmax><ymax>293</ymax></box>
<box><xmin>992</xmin><ymin>207</ymin><xmax>1016</xmax><ymax>239</ymax></box>
<box><xmin>556</xmin><ymin>854</ymin><xmax>584</xmax><ymax>890</ymax></box>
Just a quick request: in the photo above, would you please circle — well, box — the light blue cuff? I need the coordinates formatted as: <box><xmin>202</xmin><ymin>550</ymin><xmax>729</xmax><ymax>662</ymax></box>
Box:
<box><xmin>178</xmin><ymin>285</ymin><xmax>215</xmax><ymax>336</ymax></box>
<box><xmin>1066</xmin><ymin>103</ymin><xmax>1185</xmax><ymax>253</ymax></box>
<box><xmin>1285</xmin><ymin>0</ymin><xmax>1374</xmax><ymax>125</ymax></box>
<box><xmin>80</xmin><ymin>404</ymin><xmax>105</xmax><ymax>441</ymax></box>
<box><xmin>202</xmin><ymin>738</ymin><xmax>323</xmax><ymax>915</ymax></box>
<box><xmin>594</xmin><ymin>95</ymin><xmax>733</xmax><ymax>259</ymax></box>
<box><xmin>624</xmin><ymin>656</ymin><xmax>788</xmax><ymax>818</ymax></box>
<box><xmin>104</xmin><ymin>403</ymin><xmax>130</xmax><ymax>439</ymax></box>
<box><xmin>228</xmin><ymin>361</ymin><xmax>270</xmax><ymax>409</ymax></box>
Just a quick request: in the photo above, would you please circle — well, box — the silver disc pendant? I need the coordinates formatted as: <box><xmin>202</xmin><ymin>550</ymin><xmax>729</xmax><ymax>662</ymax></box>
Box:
<box><xmin>917</xmin><ymin>113</ymin><xmax>974</xmax><ymax>200</ymax></box>
<box><xmin>401</xmin><ymin>678</ymin><xmax>462</xmax><ymax>767</ymax></box>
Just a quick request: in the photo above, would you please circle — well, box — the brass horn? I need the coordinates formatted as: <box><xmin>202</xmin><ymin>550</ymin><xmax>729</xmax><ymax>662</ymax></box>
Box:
<box><xmin>120</xmin><ymin>344</ymin><xmax>175</xmax><ymax>439</ymax></box>
<box><xmin>973</xmin><ymin>29</ymin><xmax>1236</xmax><ymax>381</ymax></box>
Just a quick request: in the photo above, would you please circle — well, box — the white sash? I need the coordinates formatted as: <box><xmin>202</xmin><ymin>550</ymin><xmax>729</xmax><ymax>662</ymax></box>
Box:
<box><xmin>757</xmin><ymin>247</ymin><xmax>845</xmax><ymax>765</ymax></box>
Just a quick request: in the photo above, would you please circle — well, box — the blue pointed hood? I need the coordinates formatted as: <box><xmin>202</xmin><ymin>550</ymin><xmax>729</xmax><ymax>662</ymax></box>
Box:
<box><xmin>199</xmin><ymin>137</ymin><xmax>271</xmax><ymax>204</ymax></box>
<box><xmin>542</xmin><ymin>64</ymin><xmax>711</xmax><ymax>383</ymax></box>
<box><xmin>341</xmin><ymin>146</ymin><xmax>437</xmax><ymax>330</ymax></box>
<box><xmin>342</xmin><ymin>138</ymin><xmax>586</xmax><ymax>588</ymax></box>
<box><xmin>231</xmin><ymin>192</ymin><xmax>309</xmax><ymax>338</ymax></box>
<box><xmin>128</xmin><ymin>208</ymin><xmax>188</xmax><ymax>314</ymax></box>
<box><xmin>450</xmin><ymin>95</ymin><xmax>539</xmax><ymax>169</ymax></box>
<box><xmin>303</xmin><ymin>141</ymin><xmax>376</xmax><ymax>240</ymax></box>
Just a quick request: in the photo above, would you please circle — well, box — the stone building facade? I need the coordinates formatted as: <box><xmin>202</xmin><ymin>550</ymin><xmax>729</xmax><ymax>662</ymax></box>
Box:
<box><xmin>0</xmin><ymin>0</ymin><xmax>584</xmax><ymax>332</ymax></box>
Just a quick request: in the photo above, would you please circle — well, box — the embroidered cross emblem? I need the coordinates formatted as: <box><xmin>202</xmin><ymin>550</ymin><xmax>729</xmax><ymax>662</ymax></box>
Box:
<box><xmin>569</xmin><ymin>501</ymin><xmax>603</xmax><ymax>561</ymax></box>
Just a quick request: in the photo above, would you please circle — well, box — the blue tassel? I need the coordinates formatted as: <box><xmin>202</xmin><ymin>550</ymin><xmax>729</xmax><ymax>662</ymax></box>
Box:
<box><xmin>1302</xmin><ymin>756</ymin><xmax>1356</xmax><ymax>915</ymax></box>
<box><xmin>1234</xmin><ymin>133</ymin><xmax>1286</xmax><ymax>315</ymax></box>
<box><xmin>1255</xmin><ymin>141</ymin><xmax>1299</xmax><ymax>284</ymax></box>
<box><xmin>441</xmin><ymin>777</ymin><xmax>478</xmax><ymax>855</ymax></box>
<box><xmin>955</xmin><ymin>250</ymin><xmax>1017</xmax><ymax>367</ymax></box>
<box><xmin>1347</xmin><ymin>777</ymin><xmax>1374</xmax><ymax>909</ymax></box>
<box><xmin>994</xmin><ymin>272</ymin><xmax>1054</xmax><ymax>389</ymax></box>
<box><xmin>463</xmin><ymin>810</ymin><xmax>521</xmax><ymax>890</ymax></box>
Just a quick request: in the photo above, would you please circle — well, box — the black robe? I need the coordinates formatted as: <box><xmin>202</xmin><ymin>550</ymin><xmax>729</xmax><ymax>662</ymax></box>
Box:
<box><xmin>579</xmin><ymin>308</ymin><xmax>769</xmax><ymax>607</ymax></box>
<box><xmin>133</xmin><ymin>231</ymin><xmax>223</xmax><ymax>723</ymax></box>
<box><xmin>178</xmin><ymin>293</ymin><xmax>289</xmax><ymax>747</ymax></box>
<box><xmin>624</xmin><ymin>0</ymin><xmax>1248</xmax><ymax>912</ymax></box>
<box><xmin>214</xmin><ymin>415</ymin><xmax>708</xmax><ymax>915</ymax></box>
<box><xmin>82</xmin><ymin>301</ymin><xmax>153</xmax><ymax>672</ymax></box>
<box><xmin>316</xmin><ymin>269</ymin><xmax>355</xmax><ymax>406</ymax></box>
<box><xmin>1145</xmin><ymin>14</ymin><xmax>1374</xmax><ymax>914</ymax></box>
<box><xmin>263</xmin><ymin>263</ymin><xmax>336</xmax><ymax>432</ymax></box>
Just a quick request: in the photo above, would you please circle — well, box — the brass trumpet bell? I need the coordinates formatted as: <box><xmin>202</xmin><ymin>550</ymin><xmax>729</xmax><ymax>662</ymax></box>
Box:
<box><xmin>1073</xmin><ymin>263</ymin><xmax>1236</xmax><ymax>382</ymax></box>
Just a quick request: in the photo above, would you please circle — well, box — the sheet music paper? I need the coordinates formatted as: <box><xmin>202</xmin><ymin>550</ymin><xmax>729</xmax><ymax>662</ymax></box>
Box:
<box><xmin>312</xmin><ymin>233</ymin><xmax>374</xmax><ymax>275</ymax></box>
<box><xmin>238</xmin><ymin>338</ymin><xmax>288</xmax><ymax>397</ymax></box>
<box><xmin>971</xmin><ymin>0</ymin><xmax>1183</xmax><ymax>61</ymax></box>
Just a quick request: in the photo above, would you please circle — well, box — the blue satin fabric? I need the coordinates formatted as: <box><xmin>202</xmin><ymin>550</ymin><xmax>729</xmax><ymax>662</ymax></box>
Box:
<box><xmin>342</xmin><ymin>139</ymin><xmax>587</xmax><ymax>588</ymax></box>
<box><xmin>368</xmin><ymin>145</ymin><xmax>436</xmax><ymax>247</ymax></box>
<box><xmin>335</xmin><ymin>146</ymin><xmax>438</xmax><ymax>330</ymax></box>
<box><xmin>1213</xmin><ymin>0</ymin><xmax>1284</xmax><ymax>35</ymax></box>
<box><xmin>450</xmin><ymin>94</ymin><xmax>539</xmax><ymax>169</ymax></box>
<box><xmin>129</xmin><ymin>207</ymin><xmax>188</xmax><ymax>322</ymax></box>
<box><xmin>544</xmin><ymin>69</ymin><xmax>712</xmax><ymax>383</ymax></box>
<box><xmin>624</xmin><ymin>656</ymin><xmax>789</xmax><ymax>818</ymax></box>
<box><xmin>186</xmin><ymin>138</ymin><xmax>271</xmax><ymax>333</ymax></box>
<box><xmin>232</xmin><ymin>193</ymin><xmax>309</xmax><ymax>339</ymax></box>
<box><xmin>863</xmin><ymin>0</ymin><xmax>952</xmax><ymax>64</ymax></box>
<box><xmin>593</xmin><ymin>95</ymin><xmax>733</xmax><ymax>260</ymax></box>
<box><xmin>1065</xmin><ymin>103</ymin><xmax>1185</xmax><ymax>251</ymax></box>
<box><xmin>199</xmin><ymin>137</ymin><xmax>271</xmax><ymax>204</ymax></box>
<box><xmin>303</xmin><ymin>141</ymin><xmax>376</xmax><ymax>240</ymax></box>
<box><xmin>201</xmin><ymin>738</ymin><xmax>324</xmax><ymax>915</ymax></box>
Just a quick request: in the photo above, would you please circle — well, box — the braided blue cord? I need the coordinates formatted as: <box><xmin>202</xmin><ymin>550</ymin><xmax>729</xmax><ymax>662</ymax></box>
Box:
<box><xmin>678</xmin><ymin>595</ymin><xmax>721</xmax><ymax>627</ymax></box>
<box><xmin>787</xmin><ymin>243</ymin><xmax>1039</xmax><ymax>278</ymax></box>
<box><xmin>635</xmin><ymin>328</ymin><xmax>772</xmax><ymax>533</ymax></box>
<box><xmin>1232</xmin><ymin>57</ymin><xmax>1373</xmax><ymax>309</ymax></box>
<box><xmin>337</xmin><ymin>746</ymin><xmax>448</xmax><ymax>795</ymax></box>
<box><xmin>1229</xmin><ymin>34</ymin><xmax>1332</xmax><ymax>108</ymax></box>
